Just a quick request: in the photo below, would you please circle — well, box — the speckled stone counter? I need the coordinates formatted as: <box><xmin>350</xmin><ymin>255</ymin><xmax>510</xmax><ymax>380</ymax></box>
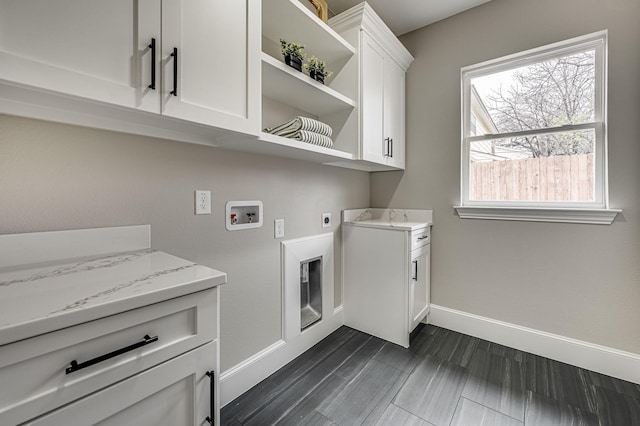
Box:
<box><xmin>342</xmin><ymin>208</ymin><xmax>433</xmax><ymax>230</ymax></box>
<box><xmin>0</xmin><ymin>226</ymin><xmax>226</xmax><ymax>346</ymax></box>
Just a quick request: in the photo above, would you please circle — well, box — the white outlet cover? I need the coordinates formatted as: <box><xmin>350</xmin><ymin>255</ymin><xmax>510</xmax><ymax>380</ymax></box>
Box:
<box><xmin>195</xmin><ymin>190</ymin><xmax>211</xmax><ymax>215</ymax></box>
<box><xmin>274</xmin><ymin>219</ymin><xmax>285</xmax><ymax>238</ymax></box>
<box><xmin>322</xmin><ymin>213</ymin><xmax>331</xmax><ymax>228</ymax></box>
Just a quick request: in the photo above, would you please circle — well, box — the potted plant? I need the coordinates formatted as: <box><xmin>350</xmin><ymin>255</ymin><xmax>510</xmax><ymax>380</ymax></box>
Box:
<box><xmin>280</xmin><ymin>38</ymin><xmax>305</xmax><ymax>72</ymax></box>
<box><xmin>304</xmin><ymin>56</ymin><xmax>333</xmax><ymax>84</ymax></box>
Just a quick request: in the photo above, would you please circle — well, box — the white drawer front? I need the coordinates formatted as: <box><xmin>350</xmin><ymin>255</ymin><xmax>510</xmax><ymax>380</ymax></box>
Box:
<box><xmin>0</xmin><ymin>288</ymin><xmax>217</xmax><ymax>426</ymax></box>
<box><xmin>410</xmin><ymin>226</ymin><xmax>430</xmax><ymax>250</ymax></box>
<box><xmin>22</xmin><ymin>341</ymin><xmax>218</xmax><ymax>426</ymax></box>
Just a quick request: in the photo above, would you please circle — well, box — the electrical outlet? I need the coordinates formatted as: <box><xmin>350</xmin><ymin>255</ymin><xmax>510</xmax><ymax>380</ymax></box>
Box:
<box><xmin>322</xmin><ymin>213</ymin><xmax>331</xmax><ymax>228</ymax></box>
<box><xmin>195</xmin><ymin>190</ymin><xmax>211</xmax><ymax>215</ymax></box>
<box><xmin>274</xmin><ymin>219</ymin><xmax>285</xmax><ymax>238</ymax></box>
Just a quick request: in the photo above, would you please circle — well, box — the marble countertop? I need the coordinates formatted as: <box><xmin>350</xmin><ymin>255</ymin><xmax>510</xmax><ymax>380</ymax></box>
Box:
<box><xmin>342</xmin><ymin>208</ymin><xmax>433</xmax><ymax>231</ymax></box>
<box><xmin>0</xmin><ymin>248</ymin><xmax>226</xmax><ymax>346</ymax></box>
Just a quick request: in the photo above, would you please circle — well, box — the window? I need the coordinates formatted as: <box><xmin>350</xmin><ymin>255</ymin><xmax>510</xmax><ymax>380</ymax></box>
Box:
<box><xmin>456</xmin><ymin>31</ymin><xmax>619</xmax><ymax>224</ymax></box>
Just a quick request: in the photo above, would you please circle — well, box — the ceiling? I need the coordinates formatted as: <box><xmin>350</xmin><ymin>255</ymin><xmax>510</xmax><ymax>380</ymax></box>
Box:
<box><xmin>326</xmin><ymin>0</ymin><xmax>493</xmax><ymax>36</ymax></box>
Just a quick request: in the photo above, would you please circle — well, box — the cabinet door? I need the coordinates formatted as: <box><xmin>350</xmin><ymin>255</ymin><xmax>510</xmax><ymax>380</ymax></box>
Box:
<box><xmin>409</xmin><ymin>244</ymin><xmax>430</xmax><ymax>332</ymax></box>
<box><xmin>23</xmin><ymin>342</ymin><xmax>218</xmax><ymax>426</ymax></box>
<box><xmin>161</xmin><ymin>0</ymin><xmax>259</xmax><ymax>133</ymax></box>
<box><xmin>360</xmin><ymin>32</ymin><xmax>386</xmax><ymax>164</ymax></box>
<box><xmin>0</xmin><ymin>0</ymin><xmax>161</xmax><ymax>113</ymax></box>
<box><xmin>384</xmin><ymin>58</ymin><xmax>406</xmax><ymax>168</ymax></box>
<box><xmin>343</xmin><ymin>225</ymin><xmax>410</xmax><ymax>347</ymax></box>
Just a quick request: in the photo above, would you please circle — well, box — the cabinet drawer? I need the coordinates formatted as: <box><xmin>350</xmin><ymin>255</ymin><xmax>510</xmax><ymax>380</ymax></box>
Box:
<box><xmin>0</xmin><ymin>288</ymin><xmax>217</xmax><ymax>426</ymax></box>
<box><xmin>410</xmin><ymin>226</ymin><xmax>430</xmax><ymax>250</ymax></box>
<box><xmin>22</xmin><ymin>341</ymin><xmax>217</xmax><ymax>426</ymax></box>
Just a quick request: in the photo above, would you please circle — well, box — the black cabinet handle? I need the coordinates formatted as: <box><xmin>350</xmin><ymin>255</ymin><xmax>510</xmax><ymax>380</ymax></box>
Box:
<box><xmin>412</xmin><ymin>260</ymin><xmax>418</xmax><ymax>281</ymax></box>
<box><xmin>389</xmin><ymin>138</ymin><xmax>393</xmax><ymax>158</ymax></box>
<box><xmin>384</xmin><ymin>137</ymin><xmax>391</xmax><ymax>157</ymax></box>
<box><xmin>418</xmin><ymin>235</ymin><xmax>428</xmax><ymax>241</ymax></box>
<box><xmin>205</xmin><ymin>370</ymin><xmax>215</xmax><ymax>424</ymax></box>
<box><xmin>170</xmin><ymin>47</ymin><xmax>178</xmax><ymax>96</ymax></box>
<box><xmin>148</xmin><ymin>38</ymin><xmax>156</xmax><ymax>90</ymax></box>
<box><xmin>65</xmin><ymin>335</ymin><xmax>158</xmax><ymax>375</ymax></box>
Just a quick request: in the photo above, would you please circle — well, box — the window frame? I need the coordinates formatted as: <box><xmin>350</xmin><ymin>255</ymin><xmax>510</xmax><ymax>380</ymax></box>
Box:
<box><xmin>455</xmin><ymin>31</ymin><xmax>619</xmax><ymax>224</ymax></box>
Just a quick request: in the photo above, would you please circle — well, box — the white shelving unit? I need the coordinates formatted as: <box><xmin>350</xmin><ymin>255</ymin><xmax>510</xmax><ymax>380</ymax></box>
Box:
<box><xmin>253</xmin><ymin>0</ymin><xmax>358</xmax><ymax>166</ymax></box>
<box><xmin>263</xmin><ymin>0</ymin><xmax>355</xmax><ymax>63</ymax></box>
<box><xmin>261</xmin><ymin>53</ymin><xmax>355</xmax><ymax>116</ymax></box>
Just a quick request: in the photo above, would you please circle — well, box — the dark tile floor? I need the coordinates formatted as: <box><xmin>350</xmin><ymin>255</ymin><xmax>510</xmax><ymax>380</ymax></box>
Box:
<box><xmin>221</xmin><ymin>325</ymin><xmax>640</xmax><ymax>426</ymax></box>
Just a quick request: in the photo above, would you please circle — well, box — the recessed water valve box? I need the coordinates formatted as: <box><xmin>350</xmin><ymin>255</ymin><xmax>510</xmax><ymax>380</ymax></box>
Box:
<box><xmin>226</xmin><ymin>201</ymin><xmax>263</xmax><ymax>231</ymax></box>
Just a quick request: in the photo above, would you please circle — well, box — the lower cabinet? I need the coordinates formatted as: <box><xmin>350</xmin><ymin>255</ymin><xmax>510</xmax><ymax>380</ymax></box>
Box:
<box><xmin>409</xmin><ymin>244</ymin><xmax>431</xmax><ymax>331</ymax></box>
<box><xmin>343</xmin><ymin>224</ymin><xmax>431</xmax><ymax>348</ymax></box>
<box><xmin>0</xmin><ymin>289</ymin><xmax>220</xmax><ymax>426</ymax></box>
<box><xmin>24</xmin><ymin>341</ymin><xmax>217</xmax><ymax>426</ymax></box>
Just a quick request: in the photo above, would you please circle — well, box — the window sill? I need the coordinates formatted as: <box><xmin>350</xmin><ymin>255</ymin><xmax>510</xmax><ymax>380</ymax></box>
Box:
<box><xmin>454</xmin><ymin>206</ymin><xmax>621</xmax><ymax>224</ymax></box>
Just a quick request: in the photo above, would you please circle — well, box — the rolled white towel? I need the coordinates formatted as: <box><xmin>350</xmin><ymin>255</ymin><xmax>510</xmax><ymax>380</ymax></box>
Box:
<box><xmin>264</xmin><ymin>116</ymin><xmax>332</xmax><ymax>138</ymax></box>
<box><xmin>290</xmin><ymin>130</ymin><xmax>334</xmax><ymax>148</ymax></box>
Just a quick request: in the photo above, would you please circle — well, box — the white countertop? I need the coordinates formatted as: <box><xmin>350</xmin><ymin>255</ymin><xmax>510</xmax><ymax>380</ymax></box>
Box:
<box><xmin>342</xmin><ymin>208</ymin><xmax>433</xmax><ymax>231</ymax></box>
<box><xmin>0</xmin><ymin>226</ymin><xmax>226</xmax><ymax>346</ymax></box>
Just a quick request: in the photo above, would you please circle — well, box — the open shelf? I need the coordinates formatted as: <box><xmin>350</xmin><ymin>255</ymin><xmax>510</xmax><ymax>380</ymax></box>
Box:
<box><xmin>261</xmin><ymin>53</ymin><xmax>355</xmax><ymax>117</ymax></box>
<box><xmin>263</xmin><ymin>0</ymin><xmax>355</xmax><ymax>64</ymax></box>
<box><xmin>217</xmin><ymin>131</ymin><xmax>353</xmax><ymax>165</ymax></box>
<box><xmin>257</xmin><ymin>132</ymin><xmax>353</xmax><ymax>161</ymax></box>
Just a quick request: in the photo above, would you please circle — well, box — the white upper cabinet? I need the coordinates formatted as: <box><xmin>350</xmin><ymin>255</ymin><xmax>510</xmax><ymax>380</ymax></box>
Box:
<box><xmin>161</xmin><ymin>0</ymin><xmax>259</xmax><ymax>133</ymax></box>
<box><xmin>0</xmin><ymin>0</ymin><xmax>161</xmax><ymax>113</ymax></box>
<box><xmin>0</xmin><ymin>0</ymin><xmax>409</xmax><ymax>171</ymax></box>
<box><xmin>0</xmin><ymin>0</ymin><xmax>259</xmax><ymax>136</ymax></box>
<box><xmin>383</xmin><ymin>54</ymin><xmax>406</xmax><ymax>168</ymax></box>
<box><xmin>329</xmin><ymin>2</ymin><xmax>414</xmax><ymax>171</ymax></box>
<box><xmin>360</xmin><ymin>33</ymin><xmax>385</xmax><ymax>164</ymax></box>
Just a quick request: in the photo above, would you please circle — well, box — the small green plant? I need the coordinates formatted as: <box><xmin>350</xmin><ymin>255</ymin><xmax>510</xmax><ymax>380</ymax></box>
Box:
<box><xmin>279</xmin><ymin>38</ymin><xmax>306</xmax><ymax>60</ymax></box>
<box><xmin>304</xmin><ymin>56</ymin><xmax>333</xmax><ymax>78</ymax></box>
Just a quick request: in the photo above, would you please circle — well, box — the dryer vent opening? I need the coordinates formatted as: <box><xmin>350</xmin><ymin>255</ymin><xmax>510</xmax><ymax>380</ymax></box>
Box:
<box><xmin>300</xmin><ymin>256</ymin><xmax>322</xmax><ymax>331</ymax></box>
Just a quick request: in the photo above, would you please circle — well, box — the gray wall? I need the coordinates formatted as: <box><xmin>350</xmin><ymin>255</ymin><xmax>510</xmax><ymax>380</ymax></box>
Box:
<box><xmin>0</xmin><ymin>115</ymin><xmax>370</xmax><ymax>370</ymax></box>
<box><xmin>371</xmin><ymin>0</ymin><xmax>640</xmax><ymax>353</ymax></box>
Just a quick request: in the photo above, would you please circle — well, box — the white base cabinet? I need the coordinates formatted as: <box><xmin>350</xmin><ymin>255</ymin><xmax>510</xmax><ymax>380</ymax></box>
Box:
<box><xmin>343</xmin><ymin>222</ymin><xmax>431</xmax><ymax>348</ymax></box>
<box><xmin>1</xmin><ymin>289</ymin><xmax>220</xmax><ymax>426</ymax></box>
<box><xmin>0</xmin><ymin>226</ymin><xmax>225</xmax><ymax>426</ymax></box>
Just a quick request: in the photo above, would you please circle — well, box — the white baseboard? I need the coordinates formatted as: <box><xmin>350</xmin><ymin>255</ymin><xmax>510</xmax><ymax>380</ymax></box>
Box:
<box><xmin>430</xmin><ymin>304</ymin><xmax>640</xmax><ymax>384</ymax></box>
<box><xmin>220</xmin><ymin>306</ymin><xmax>344</xmax><ymax>407</ymax></box>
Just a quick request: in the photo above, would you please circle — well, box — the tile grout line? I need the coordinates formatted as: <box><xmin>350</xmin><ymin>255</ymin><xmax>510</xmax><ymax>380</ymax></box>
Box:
<box><xmin>458</xmin><ymin>396</ymin><xmax>526</xmax><ymax>424</ymax></box>
<box><xmin>236</xmin><ymin>329</ymin><xmax>358</xmax><ymax>424</ymax></box>
<box><xmin>270</xmin><ymin>334</ymin><xmax>375</xmax><ymax>426</ymax></box>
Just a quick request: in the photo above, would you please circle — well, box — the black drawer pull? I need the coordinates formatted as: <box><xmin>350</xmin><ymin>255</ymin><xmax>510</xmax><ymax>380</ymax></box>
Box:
<box><xmin>412</xmin><ymin>260</ymin><xmax>418</xmax><ymax>281</ymax></box>
<box><xmin>148</xmin><ymin>38</ymin><xmax>156</xmax><ymax>90</ymax></box>
<box><xmin>205</xmin><ymin>370</ymin><xmax>215</xmax><ymax>424</ymax></box>
<box><xmin>65</xmin><ymin>334</ymin><xmax>158</xmax><ymax>375</ymax></box>
<box><xmin>417</xmin><ymin>235</ymin><xmax>429</xmax><ymax>241</ymax></box>
<box><xmin>170</xmin><ymin>47</ymin><xmax>178</xmax><ymax>96</ymax></box>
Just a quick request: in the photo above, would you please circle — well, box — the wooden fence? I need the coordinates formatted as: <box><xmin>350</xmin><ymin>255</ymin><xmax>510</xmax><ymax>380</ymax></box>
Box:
<box><xmin>470</xmin><ymin>153</ymin><xmax>594</xmax><ymax>201</ymax></box>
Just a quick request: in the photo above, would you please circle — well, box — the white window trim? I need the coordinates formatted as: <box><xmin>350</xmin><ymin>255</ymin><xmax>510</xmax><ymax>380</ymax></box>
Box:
<box><xmin>454</xmin><ymin>206</ymin><xmax>620</xmax><ymax>225</ymax></box>
<box><xmin>456</xmin><ymin>30</ymin><xmax>620</xmax><ymax>224</ymax></box>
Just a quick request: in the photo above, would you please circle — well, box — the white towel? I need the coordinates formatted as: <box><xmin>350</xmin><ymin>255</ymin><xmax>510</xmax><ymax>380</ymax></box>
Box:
<box><xmin>264</xmin><ymin>116</ymin><xmax>333</xmax><ymax>138</ymax></box>
<box><xmin>291</xmin><ymin>130</ymin><xmax>334</xmax><ymax>148</ymax></box>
